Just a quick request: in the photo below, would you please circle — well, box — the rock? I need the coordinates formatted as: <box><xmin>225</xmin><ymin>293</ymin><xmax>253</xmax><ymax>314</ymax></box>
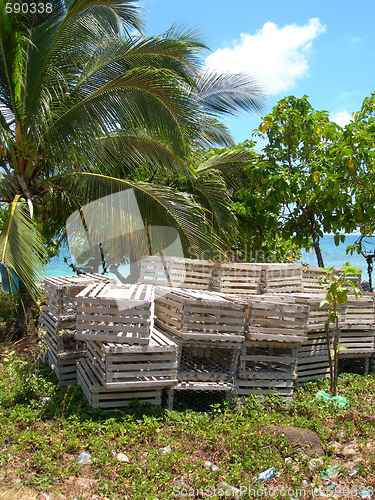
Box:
<box><xmin>117</xmin><ymin>452</ymin><xmax>130</xmax><ymax>463</ymax></box>
<box><xmin>270</xmin><ymin>425</ymin><xmax>325</xmax><ymax>457</ymax></box>
<box><xmin>343</xmin><ymin>444</ymin><xmax>356</xmax><ymax>456</ymax></box>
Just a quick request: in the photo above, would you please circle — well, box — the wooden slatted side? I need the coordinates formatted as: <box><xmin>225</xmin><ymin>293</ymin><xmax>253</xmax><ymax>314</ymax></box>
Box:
<box><xmin>211</xmin><ymin>262</ymin><xmax>266</xmax><ymax>294</ymax></box>
<box><xmin>292</xmin><ymin>293</ymin><xmax>345</xmax><ymax>333</ymax></box>
<box><xmin>85</xmin><ymin>330</ymin><xmax>178</xmax><ymax>389</ymax></box>
<box><xmin>48</xmin><ymin>348</ymin><xmax>79</xmax><ymax>387</ymax></box>
<box><xmin>339</xmin><ymin>330</ymin><xmax>375</xmax><ymax>356</ymax></box>
<box><xmin>344</xmin><ymin>296</ymin><xmax>374</xmax><ymax>330</ymax></box>
<box><xmin>154</xmin><ymin>287</ymin><xmax>246</xmax><ymax>342</ymax></box>
<box><xmin>296</xmin><ymin>332</ymin><xmax>331</xmax><ymax>383</ymax></box>
<box><xmin>238</xmin><ymin>341</ymin><xmax>298</xmax><ymax>381</ymax></box>
<box><xmin>247</xmin><ymin>300</ymin><xmax>309</xmax><ymax>343</ymax></box>
<box><xmin>76</xmin><ymin>283</ymin><xmax>153</xmax><ymax>344</ymax></box>
<box><xmin>234</xmin><ymin>379</ymin><xmax>293</xmax><ymax>399</ymax></box>
<box><xmin>77</xmin><ymin>359</ymin><xmax>163</xmax><ymax>409</ymax></box>
<box><xmin>39</xmin><ymin>311</ymin><xmax>85</xmax><ymax>359</ymax></box>
<box><xmin>263</xmin><ymin>264</ymin><xmax>303</xmax><ymax>294</ymax></box>
<box><xmin>139</xmin><ymin>256</ymin><xmax>214</xmax><ymax>289</ymax></box>
<box><xmin>302</xmin><ymin>266</ymin><xmax>327</xmax><ymax>293</ymax></box>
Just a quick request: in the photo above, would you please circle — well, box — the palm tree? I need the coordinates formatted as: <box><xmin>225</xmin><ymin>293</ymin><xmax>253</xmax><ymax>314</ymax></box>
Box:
<box><xmin>0</xmin><ymin>0</ymin><xmax>265</xmax><ymax>338</ymax></box>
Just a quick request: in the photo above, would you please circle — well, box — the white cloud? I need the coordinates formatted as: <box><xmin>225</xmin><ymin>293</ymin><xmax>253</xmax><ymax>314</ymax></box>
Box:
<box><xmin>330</xmin><ymin>110</ymin><xmax>352</xmax><ymax>127</ymax></box>
<box><xmin>205</xmin><ymin>18</ymin><xmax>326</xmax><ymax>95</ymax></box>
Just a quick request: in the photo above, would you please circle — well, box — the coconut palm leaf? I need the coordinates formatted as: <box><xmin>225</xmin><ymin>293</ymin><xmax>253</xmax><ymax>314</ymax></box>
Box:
<box><xmin>0</xmin><ymin>195</ymin><xmax>45</xmax><ymax>299</ymax></box>
<box><xmin>68</xmin><ymin>172</ymin><xmax>225</xmax><ymax>260</ymax></box>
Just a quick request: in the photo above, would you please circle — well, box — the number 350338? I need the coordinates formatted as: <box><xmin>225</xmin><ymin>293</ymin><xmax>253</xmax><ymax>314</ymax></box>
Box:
<box><xmin>5</xmin><ymin>3</ymin><xmax>53</xmax><ymax>14</ymax></box>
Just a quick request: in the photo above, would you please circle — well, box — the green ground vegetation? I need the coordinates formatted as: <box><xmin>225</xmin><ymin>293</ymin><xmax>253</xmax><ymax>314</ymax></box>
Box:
<box><xmin>0</xmin><ymin>347</ymin><xmax>373</xmax><ymax>500</ymax></box>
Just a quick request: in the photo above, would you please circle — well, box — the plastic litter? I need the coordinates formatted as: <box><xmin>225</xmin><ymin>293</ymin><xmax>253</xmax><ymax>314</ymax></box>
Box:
<box><xmin>302</xmin><ymin>480</ymin><xmax>308</xmax><ymax>486</ymax></box>
<box><xmin>320</xmin><ymin>465</ymin><xmax>340</xmax><ymax>479</ymax></box>
<box><xmin>253</xmin><ymin>466</ymin><xmax>278</xmax><ymax>482</ymax></box>
<box><xmin>360</xmin><ymin>491</ymin><xmax>372</xmax><ymax>499</ymax></box>
<box><xmin>204</xmin><ymin>461</ymin><xmax>212</xmax><ymax>469</ymax></box>
<box><xmin>315</xmin><ymin>390</ymin><xmax>349</xmax><ymax>408</ymax></box>
<box><xmin>284</xmin><ymin>457</ymin><xmax>293</xmax><ymax>464</ymax></box>
<box><xmin>77</xmin><ymin>451</ymin><xmax>92</xmax><ymax>465</ymax></box>
<box><xmin>41</xmin><ymin>494</ymin><xmax>51</xmax><ymax>500</ymax></box>
<box><xmin>347</xmin><ymin>464</ymin><xmax>359</xmax><ymax>476</ymax></box>
<box><xmin>161</xmin><ymin>445</ymin><xmax>172</xmax><ymax>454</ymax></box>
<box><xmin>117</xmin><ymin>453</ymin><xmax>129</xmax><ymax>463</ymax></box>
<box><xmin>219</xmin><ymin>481</ymin><xmax>241</xmax><ymax>498</ymax></box>
<box><xmin>40</xmin><ymin>397</ymin><xmax>52</xmax><ymax>404</ymax></box>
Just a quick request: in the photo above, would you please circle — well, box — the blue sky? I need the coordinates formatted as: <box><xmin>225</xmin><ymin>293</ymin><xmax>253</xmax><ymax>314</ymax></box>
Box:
<box><xmin>139</xmin><ymin>0</ymin><xmax>375</xmax><ymax>146</ymax></box>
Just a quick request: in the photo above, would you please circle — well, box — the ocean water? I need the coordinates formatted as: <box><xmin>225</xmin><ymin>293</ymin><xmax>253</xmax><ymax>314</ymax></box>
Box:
<box><xmin>45</xmin><ymin>234</ymin><xmax>375</xmax><ymax>281</ymax></box>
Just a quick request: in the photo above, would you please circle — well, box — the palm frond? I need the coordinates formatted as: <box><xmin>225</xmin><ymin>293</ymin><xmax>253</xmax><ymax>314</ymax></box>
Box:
<box><xmin>0</xmin><ymin>195</ymin><xmax>46</xmax><ymax>299</ymax></box>
<box><xmin>196</xmin><ymin>71</ymin><xmax>267</xmax><ymax>117</ymax></box>
<box><xmin>68</xmin><ymin>172</ymin><xmax>225</xmax><ymax>259</ymax></box>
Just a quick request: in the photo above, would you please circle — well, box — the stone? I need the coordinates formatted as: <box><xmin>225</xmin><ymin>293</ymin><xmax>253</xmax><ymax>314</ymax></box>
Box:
<box><xmin>270</xmin><ymin>425</ymin><xmax>325</xmax><ymax>457</ymax></box>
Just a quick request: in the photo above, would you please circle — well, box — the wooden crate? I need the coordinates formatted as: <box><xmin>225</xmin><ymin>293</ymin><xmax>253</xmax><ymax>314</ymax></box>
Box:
<box><xmin>44</xmin><ymin>274</ymin><xmax>115</xmax><ymax>320</ymax></box>
<box><xmin>77</xmin><ymin>359</ymin><xmax>163</xmax><ymax>409</ymax></box>
<box><xmin>39</xmin><ymin>310</ymin><xmax>85</xmax><ymax>359</ymax></box>
<box><xmin>292</xmin><ymin>293</ymin><xmax>346</xmax><ymax>333</ymax></box>
<box><xmin>296</xmin><ymin>332</ymin><xmax>331</xmax><ymax>383</ymax></box>
<box><xmin>302</xmin><ymin>266</ymin><xmax>327</xmax><ymax>293</ymax></box>
<box><xmin>247</xmin><ymin>299</ymin><xmax>309</xmax><ymax>343</ymax></box>
<box><xmin>238</xmin><ymin>340</ymin><xmax>298</xmax><ymax>381</ymax></box>
<box><xmin>76</xmin><ymin>283</ymin><xmax>154</xmax><ymax>344</ymax></box>
<box><xmin>344</xmin><ymin>296</ymin><xmax>374</xmax><ymax>330</ymax></box>
<box><xmin>161</xmin><ymin>329</ymin><xmax>241</xmax><ymax>383</ymax></box>
<box><xmin>211</xmin><ymin>262</ymin><xmax>266</xmax><ymax>294</ymax></box>
<box><xmin>139</xmin><ymin>256</ymin><xmax>215</xmax><ymax>289</ymax></box>
<box><xmin>85</xmin><ymin>329</ymin><xmax>178</xmax><ymax>389</ymax></box>
<box><xmin>339</xmin><ymin>330</ymin><xmax>375</xmax><ymax>356</ymax></box>
<box><xmin>302</xmin><ymin>266</ymin><xmax>362</xmax><ymax>294</ymax></box>
<box><xmin>154</xmin><ymin>287</ymin><xmax>247</xmax><ymax>342</ymax></box>
<box><xmin>47</xmin><ymin>347</ymin><xmax>79</xmax><ymax>387</ymax></box>
<box><xmin>263</xmin><ymin>264</ymin><xmax>303</xmax><ymax>294</ymax></box>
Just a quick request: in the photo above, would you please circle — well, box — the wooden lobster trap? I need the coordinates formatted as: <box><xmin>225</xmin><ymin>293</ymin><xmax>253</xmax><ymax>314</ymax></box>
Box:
<box><xmin>76</xmin><ymin>283</ymin><xmax>154</xmax><ymax>344</ymax></box>
<box><xmin>235</xmin><ymin>340</ymin><xmax>298</xmax><ymax>400</ymax></box>
<box><xmin>154</xmin><ymin>287</ymin><xmax>247</xmax><ymax>342</ymax></box>
<box><xmin>43</xmin><ymin>274</ymin><xmax>115</xmax><ymax>320</ymax></box>
<box><xmin>296</xmin><ymin>332</ymin><xmax>331</xmax><ymax>383</ymax></box>
<box><xmin>77</xmin><ymin>359</ymin><xmax>164</xmax><ymax>410</ymax></box>
<box><xmin>139</xmin><ymin>256</ymin><xmax>215</xmax><ymax>290</ymax></box>
<box><xmin>262</xmin><ymin>264</ymin><xmax>303</xmax><ymax>294</ymax></box>
<box><xmin>246</xmin><ymin>299</ymin><xmax>309</xmax><ymax>343</ymax></box>
<box><xmin>85</xmin><ymin>328</ymin><xmax>178</xmax><ymax>389</ymax></box>
<box><xmin>39</xmin><ymin>310</ymin><xmax>85</xmax><ymax>359</ymax></box>
<box><xmin>211</xmin><ymin>262</ymin><xmax>266</xmax><ymax>295</ymax></box>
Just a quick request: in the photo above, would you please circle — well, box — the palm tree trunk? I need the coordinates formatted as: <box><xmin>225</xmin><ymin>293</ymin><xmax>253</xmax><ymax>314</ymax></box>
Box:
<box><xmin>13</xmin><ymin>281</ymin><xmax>35</xmax><ymax>340</ymax></box>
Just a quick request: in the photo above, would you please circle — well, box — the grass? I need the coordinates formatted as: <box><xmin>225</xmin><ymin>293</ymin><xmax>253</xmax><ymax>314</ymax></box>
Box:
<box><xmin>0</xmin><ymin>347</ymin><xmax>374</xmax><ymax>499</ymax></box>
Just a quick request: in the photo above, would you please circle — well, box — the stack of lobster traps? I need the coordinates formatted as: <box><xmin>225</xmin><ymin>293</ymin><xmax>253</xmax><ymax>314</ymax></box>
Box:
<box><xmin>38</xmin><ymin>257</ymin><xmax>374</xmax><ymax>410</ymax></box>
<box><xmin>75</xmin><ymin>282</ymin><xmax>178</xmax><ymax>409</ymax></box>
<box><xmin>153</xmin><ymin>286</ymin><xmax>247</xmax><ymax>409</ymax></box>
<box><xmin>39</xmin><ymin>274</ymin><xmax>114</xmax><ymax>386</ymax></box>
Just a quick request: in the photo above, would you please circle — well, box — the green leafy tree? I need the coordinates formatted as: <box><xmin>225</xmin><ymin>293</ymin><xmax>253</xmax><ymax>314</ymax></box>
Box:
<box><xmin>319</xmin><ymin>263</ymin><xmax>362</xmax><ymax>396</ymax></box>
<box><xmin>0</xmin><ymin>0</ymin><xmax>265</xmax><ymax>337</ymax></box>
<box><xmin>254</xmin><ymin>96</ymin><xmax>351</xmax><ymax>267</ymax></box>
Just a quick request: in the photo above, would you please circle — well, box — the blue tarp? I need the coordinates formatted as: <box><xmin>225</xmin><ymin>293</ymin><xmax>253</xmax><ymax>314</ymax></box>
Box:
<box><xmin>0</xmin><ymin>263</ymin><xmax>19</xmax><ymax>292</ymax></box>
